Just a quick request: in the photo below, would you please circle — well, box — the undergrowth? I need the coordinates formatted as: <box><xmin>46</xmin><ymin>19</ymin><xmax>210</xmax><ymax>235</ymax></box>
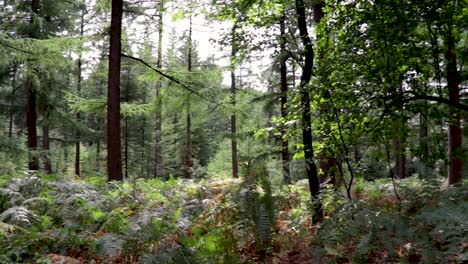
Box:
<box><xmin>0</xmin><ymin>173</ymin><xmax>466</xmax><ymax>263</ymax></box>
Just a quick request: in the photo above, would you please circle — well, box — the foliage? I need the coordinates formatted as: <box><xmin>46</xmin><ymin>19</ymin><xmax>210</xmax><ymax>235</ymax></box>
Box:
<box><xmin>313</xmin><ymin>177</ymin><xmax>468</xmax><ymax>263</ymax></box>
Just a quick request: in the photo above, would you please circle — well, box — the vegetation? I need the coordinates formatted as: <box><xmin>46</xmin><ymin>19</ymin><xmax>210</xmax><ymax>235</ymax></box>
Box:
<box><xmin>0</xmin><ymin>0</ymin><xmax>467</xmax><ymax>263</ymax></box>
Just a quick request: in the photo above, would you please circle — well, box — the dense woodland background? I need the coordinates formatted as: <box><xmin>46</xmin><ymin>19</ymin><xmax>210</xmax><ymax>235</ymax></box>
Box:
<box><xmin>0</xmin><ymin>0</ymin><xmax>467</xmax><ymax>263</ymax></box>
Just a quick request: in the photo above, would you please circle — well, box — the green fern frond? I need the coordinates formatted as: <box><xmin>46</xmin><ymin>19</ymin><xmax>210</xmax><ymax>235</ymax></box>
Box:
<box><xmin>96</xmin><ymin>233</ymin><xmax>124</xmax><ymax>257</ymax></box>
<box><xmin>0</xmin><ymin>206</ymin><xmax>38</xmax><ymax>227</ymax></box>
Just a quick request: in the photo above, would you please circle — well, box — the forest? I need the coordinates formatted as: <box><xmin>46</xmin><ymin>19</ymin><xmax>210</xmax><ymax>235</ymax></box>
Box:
<box><xmin>0</xmin><ymin>0</ymin><xmax>467</xmax><ymax>263</ymax></box>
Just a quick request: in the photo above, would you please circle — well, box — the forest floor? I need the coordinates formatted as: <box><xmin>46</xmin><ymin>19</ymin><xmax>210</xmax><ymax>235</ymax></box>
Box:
<box><xmin>0</xmin><ymin>173</ymin><xmax>467</xmax><ymax>263</ymax></box>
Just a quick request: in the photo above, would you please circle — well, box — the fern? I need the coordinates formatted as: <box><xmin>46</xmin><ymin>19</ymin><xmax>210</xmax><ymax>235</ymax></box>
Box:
<box><xmin>96</xmin><ymin>233</ymin><xmax>125</xmax><ymax>257</ymax></box>
<box><xmin>0</xmin><ymin>206</ymin><xmax>38</xmax><ymax>227</ymax></box>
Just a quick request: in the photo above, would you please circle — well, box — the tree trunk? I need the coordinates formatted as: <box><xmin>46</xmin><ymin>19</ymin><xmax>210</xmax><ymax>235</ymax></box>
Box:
<box><xmin>107</xmin><ymin>0</ymin><xmax>123</xmax><ymax>182</ymax></box>
<box><xmin>280</xmin><ymin>15</ymin><xmax>290</xmax><ymax>184</ymax></box>
<box><xmin>231</xmin><ymin>27</ymin><xmax>239</xmax><ymax>179</ymax></box>
<box><xmin>392</xmin><ymin>117</ymin><xmax>406</xmax><ymax>179</ymax></box>
<box><xmin>154</xmin><ymin>0</ymin><xmax>164</xmax><ymax>178</ymax></box>
<box><xmin>8</xmin><ymin>66</ymin><xmax>17</xmax><ymax>138</ymax></box>
<box><xmin>446</xmin><ymin>35</ymin><xmax>462</xmax><ymax>185</ymax></box>
<box><xmin>26</xmin><ymin>0</ymin><xmax>40</xmax><ymax>171</ymax></box>
<box><xmin>124</xmin><ymin>66</ymin><xmax>130</xmax><ymax>179</ymax></box>
<box><xmin>42</xmin><ymin>125</ymin><xmax>52</xmax><ymax>174</ymax></box>
<box><xmin>419</xmin><ymin>111</ymin><xmax>429</xmax><ymax>161</ymax></box>
<box><xmin>184</xmin><ymin>14</ymin><xmax>193</xmax><ymax>179</ymax></box>
<box><xmin>63</xmin><ymin>139</ymin><xmax>68</xmax><ymax>174</ymax></box>
<box><xmin>75</xmin><ymin>6</ymin><xmax>85</xmax><ymax>177</ymax></box>
<box><xmin>295</xmin><ymin>0</ymin><xmax>322</xmax><ymax>221</ymax></box>
<box><xmin>27</xmin><ymin>84</ymin><xmax>39</xmax><ymax>171</ymax></box>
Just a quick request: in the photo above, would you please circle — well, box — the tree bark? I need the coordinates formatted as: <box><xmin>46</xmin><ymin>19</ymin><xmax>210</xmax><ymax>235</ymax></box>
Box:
<box><xmin>295</xmin><ymin>0</ymin><xmax>322</xmax><ymax>220</ymax></box>
<box><xmin>75</xmin><ymin>6</ymin><xmax>85</xmax><ymax>177</ymax></box>
<box><xmin>26</xmin><ymin>0</ymin><xmax>40</xmax><ymax>171</ymax></box>
<box><xmin>392</xmin><ymin>117</ymin><xmax>406</xmax><ymax>179</ymax></box>
<box><xmin>419</xmin><ymin>111</ymin><xmax>428</xmax><ymax>161</ymax></box>
<box><xmin>42</xmin><ymin>125</ymin><xmax>52</xmax><ymax>174</ymax></box>
<box><xmin>280</xmin><ymin>15</ymin><xmax>290</xmax><ymax>184</ymax></box>
<box><xmin>27</xmin><ymin>83</ymin><xmax>39</xmax><ymax>171</ymax></box>
<box><xmin>184</xmin><ymin>14</ymin><xmax>193</xmax><ymax>179</ymax></box>
<box><xmin>154</xmin><ymin>0</ymin><xmax>164</xmax><ymax>178</ymax></box>
<box><xmin>446</xmin><ymin>35</ymin><xmax>462</xmax><ymax>185</ymax></box>
<box><xmin>107</xmin><ymin>0</ymin><xmax>123</xmax><ymax>182</ymax></box>
<box><xmin>8</xmin><ymin>66</ymin><xmax>17</xmax><ymax>138</ymax></box>
<box><xmin>231</xmin><ymin>27</ymin><xmax>239</xmax><ymax>179</ymax></box>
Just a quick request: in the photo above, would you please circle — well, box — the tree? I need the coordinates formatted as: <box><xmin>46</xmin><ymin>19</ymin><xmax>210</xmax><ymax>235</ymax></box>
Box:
<box><xmin>294</xmin><ymin>0</ymin><xmax>322</xmax><ymax>220</ymax></box>
<box><xmin>231</xmin><ymin>26</ymin><xmax>239</xmax><ymax>179</ymax></box>
<box><xmin>26</xmin><ymin>0</ymin><xmax>41</xmax><ymax>171</ymax></box>
<box><xmin>154</xmin><ymin>0</ymin><xmax>164</xmax><ymax>178</ymax></box>
<box><xmin>107</xmin><ymin>0</ymin><xmax>123</xmax><ymax>181</ymax></box>
<box><xmin>279</xmin><ymin>12</ymin><xmax>290</xmax><ymax>184</ymax></box>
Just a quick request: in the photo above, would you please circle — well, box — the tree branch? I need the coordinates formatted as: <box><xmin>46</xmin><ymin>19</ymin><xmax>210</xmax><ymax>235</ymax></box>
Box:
<box><xmin>402</xmin><ymin>91</ymin><xmax>468</xmax><ymax>112</ymax></box>
<box><xmin>121</xmin><ymin>53</ymin><xmax>221</xmax><ymax>105</ymax></box>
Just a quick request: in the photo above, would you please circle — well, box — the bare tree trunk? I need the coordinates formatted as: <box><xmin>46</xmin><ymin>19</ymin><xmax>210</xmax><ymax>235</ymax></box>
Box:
<box><xmin>154</xmin><ymin>0</ymin><xmax>164</xmax><ymax>178</ymax></box>
<box><xmin>8</xmin><ymin>66</ymin><xmax>17</xmax><ymax>138</ymax></box>
<box><xmin>295</xmin><ymin>0</ymin><xmax>322</xmax><ymax>221</ymax></box>
<box><xmin>42</xmin><ymin>125</ymin><xmax>52</xmax><ymax>174</ymax></box>
<box><xmin>27</xmin><ymin>0</ymin><xmax>40</xmax><ymax>171</ymax></box>
<box><xmin>75</xmin><ymin>6</ymin><xmax>85</xmax><ymax>177</ymax></box>
<box><xmin>447</xmin><ymin>33</ymin><xmax>462</xmax><ymax>185</ymax></box>
<box><xmin>231</xmin><ymin>27</ymin><xmax>239</xmax><ymax>179</ymax></box>
<box><xmin>419</xmin><ymin>111</ymin><xmax>428</xmax><ymax>161</ymax></box>
<box><xmin>124</xmin><ymin>66</ymin><xmax>130</xmax><ymax>179</ymax></box>
<box><xmin>27</xmin><ymin>84</ymin><xmax>39</xmax><ymax>171</ymax></box>
<box><xmin>107</xmin><ymin>0</ymin><xmax>123</xmax><ymax>181</ymax></box>
<box><xmin>184</xmin><ymin>13</ymin><xmax>193</xmax><ymax>179</ymax></box>
<box><xmin>279</xmin><ymin>15</ymin><xmax>290</xmax><ymax>184</ymax></box>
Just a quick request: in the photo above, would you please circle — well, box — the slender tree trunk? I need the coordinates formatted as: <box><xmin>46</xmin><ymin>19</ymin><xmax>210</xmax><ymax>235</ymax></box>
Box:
<box><xmin>96</xmin><ymin>135</ymin><xmax>101</xmax><ymax>172</ymax></box>
<box><xmin>231</xmin><ymin>27</ymin><xmax>239</xmax><ymax>179</ymax></box>
<box><xmin>419</xmin><ymin>111</ymin><xmax>428</xmax><ymax>161</ymax></box>
<box><xmin>447</xmin><ymin>34</ymin><xmax>462</xmax><ymax>185</ymax></box>
<box><xmin>295</xmin><ymin>0</ymin><xmax>322</xmax><ymax>221</ymax></box>
<box><xmin>42</xmin><ymin>125</ymin><xmax>52</xmax><ymax>174</ymax></box>
<box><xmin>279</xmin><ymin>15</ymin><xmax>290</xmax><ymax>184</ymax></box>
<box><xmin>124</xmin><ymin>66</ymin><xmax>130</xmax><ymax>179</ymax></box>
<box><xmin>154</xmin><ymin>0</ymin><xmax>164</xmax><ymax>178</ymax></box>
<box><xmin>141</xmin><ymin>115</ymin><xmax>146</xmax><ymax>177</ymax></box>
<box><xmin>124</xmin><ymin>116</ymin><xmax>128</xmax><ymax>179</ymax></box>
<box><xmin>75</xmin><ymin>7</ymin><xmax>85</xmax><ymax>177</ymax></box>
<box><xmin>107</xmin><ymin>0</ymin><xmax>123</xmax><ymax>181</ymax></box>
<box><xmin>27</xmin><ymin>84</ymin><xmax>39</xmax><ymax>171</ymax></box>
<box><xmin>184</xmin><ymin>14</ymin><xmax>193</xmax><ymax>179</ymax></box>
<box><xmin>8</xmin><ymin>65</ymin><xmax>17</xmax><ymax>138</ymax></box>
<box><xmin>63</xmin><ymin>139</ymin><xmax>68</xmax><ymax>174</ymax></box>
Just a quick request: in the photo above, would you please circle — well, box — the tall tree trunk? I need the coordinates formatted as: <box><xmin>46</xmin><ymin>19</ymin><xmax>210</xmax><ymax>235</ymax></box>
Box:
<box><xmin>154</xmin><ymin>0</ymin><xmax>164</xmax><ymax>178</ymax></box>
<box><xmin>27</xmin><ymin>84</ymin><xmax>39</xmax><ymax>171</ymax></box>
<box><xmin>184</xmin><ymin>14</ymin><xmax>193</xmax><ymax>179</ymax></box>
<box><xmin>141</xmin><ymin>115</ymin><xmax>146</xmax><ymax>177</ymax></box>
<box><xmin>279</xmin><ymin>15</ymin><xmax>290</xmax><ymax>184</ymax></box>
<box><xmin>75</xmin><ymin>6</ymin><xmax>85</xmax><ymax>177</ymax></box>
<box><xmin>107</xmin><ymin>0</ymin><xmax>123</xmax><ymax>182</ymax></box>
<box><xmin>446</xmin><ymin>34</ymin><xmax>462</xmax><ymax>185</ymax></box>
<box><xmin>231</xmin><ymin>27</ymin><xmax>239</xmax><ymax>179</ymax></box>
<box><xmin>124</xmin><ymin>66</ymin><xmax>130</xmax><ymax>179</ymax></box>
<box><xmin>26</xmin><ymin>0</ymin><xmax>40</xmax><ymax>171</ymax></box>
<box><xmin>295</xmin><ymin>0</ymin><xmax>322</xmax><ymax>221</ymax></box>
<box><xmin>42</xmin><ymin>125</ymin><xmax>52</xmax><ymax>174</ymax></box>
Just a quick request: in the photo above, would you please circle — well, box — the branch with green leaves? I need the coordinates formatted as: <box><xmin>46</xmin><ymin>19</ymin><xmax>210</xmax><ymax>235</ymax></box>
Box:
<box><xmin>121</xmin><ymin>54</ymin><xmax>222</xmax><ymax>107</ymax></box>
